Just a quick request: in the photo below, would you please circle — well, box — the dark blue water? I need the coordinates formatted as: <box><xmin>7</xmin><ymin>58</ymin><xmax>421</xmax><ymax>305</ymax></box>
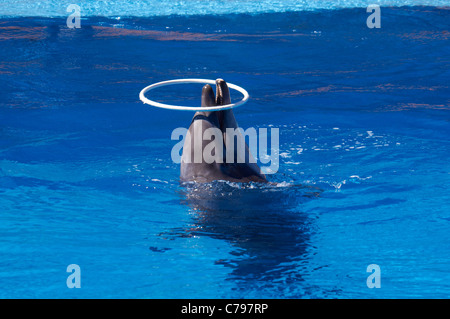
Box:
<box><xmin>1</xmin><ymin>6</ymin><xmax>449</xmax><ymax>298</ymax></box>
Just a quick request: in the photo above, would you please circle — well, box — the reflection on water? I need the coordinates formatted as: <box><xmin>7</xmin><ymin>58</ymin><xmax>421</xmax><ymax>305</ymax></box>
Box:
<box><xmin>165</xmin><ymin>182</ymin><xmax>321</xmax><ymax>287</ymax></box>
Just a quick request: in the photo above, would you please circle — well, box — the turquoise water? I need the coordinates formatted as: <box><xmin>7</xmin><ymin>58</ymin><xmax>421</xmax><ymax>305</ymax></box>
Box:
<box><xmin>1</xmin><ymin>0</ymin><xmax>449</xmax><ymax>17</ymax></box>
<box><xmin>0</xmin><ymin>2</ymin><xmax>449</xmax><ymax>298</ymax></box>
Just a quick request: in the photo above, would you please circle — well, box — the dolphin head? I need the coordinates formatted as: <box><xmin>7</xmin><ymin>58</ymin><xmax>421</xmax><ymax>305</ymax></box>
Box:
<box><xmin>182</xmin><ymin>78</ymin><xmax>268</xmax><ymax>183</ymax></box>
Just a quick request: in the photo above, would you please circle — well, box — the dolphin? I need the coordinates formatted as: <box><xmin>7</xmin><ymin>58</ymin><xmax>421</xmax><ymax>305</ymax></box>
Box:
<box><xmin>180</xmin><ymin>79</ymin><xmax>267</xmax><ymax>183</ymax></box>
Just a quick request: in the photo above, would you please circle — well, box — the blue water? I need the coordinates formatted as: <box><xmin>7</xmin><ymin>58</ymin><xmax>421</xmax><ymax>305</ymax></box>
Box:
<box><xmin>0</xmin><ymin>3</ymin><xmax>449</xmax><ymax>298</ymax></box>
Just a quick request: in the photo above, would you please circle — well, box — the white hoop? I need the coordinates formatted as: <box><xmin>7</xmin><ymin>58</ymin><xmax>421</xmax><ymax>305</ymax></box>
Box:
<box><xmin>139</xmin><ymin>79</ymin><xmax>249</xmax><ymax>111</ymax></box>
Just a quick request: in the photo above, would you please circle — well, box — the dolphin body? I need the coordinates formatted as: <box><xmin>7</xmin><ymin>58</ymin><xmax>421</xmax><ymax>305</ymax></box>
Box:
<box><xmin>180</xmin><ymin>79</ymin><xmax>267</xmax><ymax>183</ymax></box>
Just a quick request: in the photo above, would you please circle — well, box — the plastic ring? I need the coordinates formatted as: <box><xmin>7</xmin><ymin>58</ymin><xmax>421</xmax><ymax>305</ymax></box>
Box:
<box><xmin>139</xmin><ymin>79</ymin><xmax>249</xmax><ymax>111</ymax></box>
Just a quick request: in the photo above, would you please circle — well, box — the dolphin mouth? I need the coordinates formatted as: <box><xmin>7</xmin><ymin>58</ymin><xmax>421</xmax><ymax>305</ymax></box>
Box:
<box><xmin>215</xmin><ymin>78</ymin><xmax>231</xmax><ymax>132</ymax></box>
<box><xmin>197</xmin><ymin>78</ymin><xmax>232</xmax><ymax>132</ymax></box>
<box><xmin>216</xmin><ymin>79</ymin><xmax>225</xmax><ymax>106</ymax></box>
<box><xmin>215</xmin><ymin>78</ymin><xmax>231</xmax><ymax>106</ymax></box>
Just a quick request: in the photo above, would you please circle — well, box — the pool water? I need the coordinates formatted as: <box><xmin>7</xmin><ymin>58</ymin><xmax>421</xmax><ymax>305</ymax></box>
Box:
<box><xmin>0</xmin><ymin>3</ymin><xmax>449</xmax><ymax>298</ymax></box>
